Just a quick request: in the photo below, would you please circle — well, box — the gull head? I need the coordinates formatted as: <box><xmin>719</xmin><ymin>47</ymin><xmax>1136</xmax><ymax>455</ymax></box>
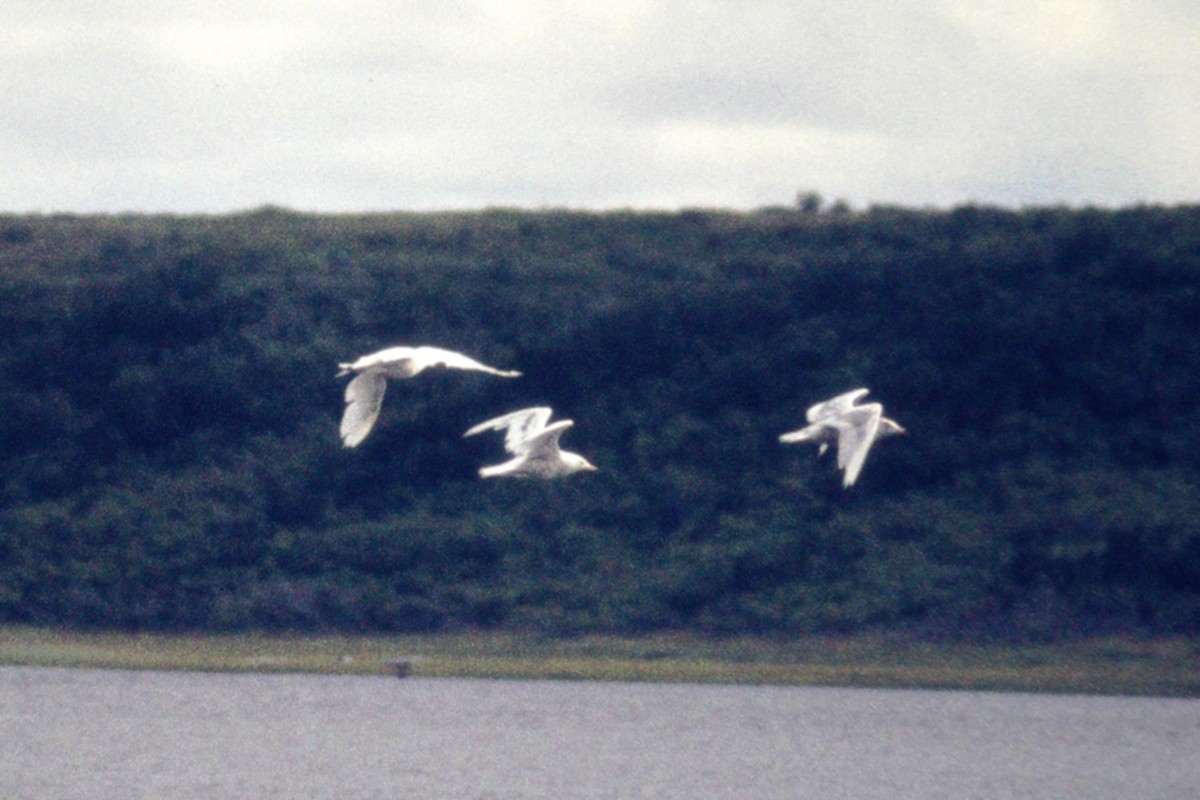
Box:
<box><xmin>564</xmin><ymin>453</ymin><xmax>599</xmax><ymax>473</ymax></box>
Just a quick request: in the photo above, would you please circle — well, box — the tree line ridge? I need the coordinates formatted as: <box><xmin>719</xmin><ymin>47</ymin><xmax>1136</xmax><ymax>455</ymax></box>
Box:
<box><xmin>1</xmin><ymin>204</ymin><xmax>1198</xmax><ymax>639</ymax></box>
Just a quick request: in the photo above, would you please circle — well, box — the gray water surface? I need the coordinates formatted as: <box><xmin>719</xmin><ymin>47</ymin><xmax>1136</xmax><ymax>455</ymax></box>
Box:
<box><xmin>2</xmin><ymin>666</ymin><xmax>1196</xmax><ymax>799</ymax></box>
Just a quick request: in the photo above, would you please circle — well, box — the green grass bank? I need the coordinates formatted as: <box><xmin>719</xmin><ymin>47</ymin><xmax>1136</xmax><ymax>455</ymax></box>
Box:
<box><xmin>2</xmin><ymin>627</ymin><xmax>1197</xmax><ymax>697</ymax></box>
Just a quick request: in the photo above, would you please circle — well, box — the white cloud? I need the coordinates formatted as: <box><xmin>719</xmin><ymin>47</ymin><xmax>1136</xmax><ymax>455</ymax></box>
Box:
<box><xmin>939</xmin><ymin>0</ymin><xmax>1122</xmax><ymax>66</ymax></box>
<box><xmin>143</xmin><ymin>20</ymin><xmax>320</xmax><ymax>75</ymax></box>
<box><xmin>1</xmin><ymin>0</ymin><xmax>1197</xmax><ymax>212</ymax></box>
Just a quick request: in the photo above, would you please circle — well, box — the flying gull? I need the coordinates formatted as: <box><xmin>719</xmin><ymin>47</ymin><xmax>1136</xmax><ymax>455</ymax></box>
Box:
<box><xmin>463</xmin><ymin>406</ymin><xmax>597</xmax><ymax>479</ymax></box>
<box><xmin>779</xmin><ymin>387</ymin><xmax>904</xmax><ymax>487</ymax></box>
<box><xmin>337</xmin><ymin>345</ymin><xmax>521</xmax><ymax>447</ymax></box>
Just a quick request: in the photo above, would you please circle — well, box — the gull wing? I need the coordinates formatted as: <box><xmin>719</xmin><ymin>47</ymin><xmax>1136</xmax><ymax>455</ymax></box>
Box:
<box><xmin>339</xmin><ymin>345</ymin><xmax>521</xmax><ymax>379</ymax></box>
<box><xmin>464</xmin><ymin>407</ymin><xmax>554</xmax><ymax>454</ymax></box>
<box><xmin>415</xmin><ymin>346</ymin><xmax>522</xmax><ymax>378</ymax></box>
<box><xmin>340</xmin><ymin>371</ymin><xmax>388</xmax><ymax>447</ymax></box>
<box><xmin>339</xmin><ymin>346</ymin><xmax>420</xmax><ymax>376</ymax></box>
<box><xmin>806</xmin><ymin>388</ymin><xmax>870</xmax><ymax>423</ymax></box>
<box><xmin>779</xmin><ymin>422</ymin><xmax>823</xmax><ymax>443</ymax></box>
<box><xmin>780</xmin><ymin>420</ymin><xmax>838</xmax><ymax>457</ymax></box>
<box><xmin>519</xmin><ymin>419</ymin><xmax>574</xmax><ymax>465</ymax></box>
<box><xmin>833</xmin><ymin>404</ymin><xmax>882</xmax><ymax>487</ymax></box>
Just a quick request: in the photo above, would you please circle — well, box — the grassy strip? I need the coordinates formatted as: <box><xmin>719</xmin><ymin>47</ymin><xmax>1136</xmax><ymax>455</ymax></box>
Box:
<box><xmin>1</xmin><ymin>626</ymin><xmax>1197</xmax><ymax>697</ymax></box>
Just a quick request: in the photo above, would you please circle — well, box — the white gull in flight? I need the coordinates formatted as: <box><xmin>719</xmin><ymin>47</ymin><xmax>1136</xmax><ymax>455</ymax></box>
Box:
<box><xmin>337</xmin><ymin>345</ymin><xmax>521</xmax><ymax>448</ymax></box>
<box><xmin>463</xmin><ymin>406</ymin><xmax>597</xmax><ymax>479</ymax></box>
<box><xmin>779</xmin><ymin>387</ymin><xmax>904</xmax><ymax>487</ymax></box>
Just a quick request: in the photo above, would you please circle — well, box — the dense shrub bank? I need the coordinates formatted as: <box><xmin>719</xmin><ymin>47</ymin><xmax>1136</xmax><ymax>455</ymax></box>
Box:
<box><xmin>2</xmin><ymin>204</ymin><xmax>1198</xmax><ymax>638</ymax></box>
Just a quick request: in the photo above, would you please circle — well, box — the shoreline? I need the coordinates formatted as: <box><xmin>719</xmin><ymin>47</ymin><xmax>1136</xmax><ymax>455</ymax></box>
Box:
<box><xmin>2</xmin><ymin>627</ymin><xmax>1196</xmax><ymax>697</ymax></box>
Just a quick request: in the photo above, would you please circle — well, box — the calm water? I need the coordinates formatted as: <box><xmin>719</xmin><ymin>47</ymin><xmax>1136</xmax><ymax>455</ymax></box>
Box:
<box><xmin>2</xmin><ymin>666</ymin><xmax>1196</xmax><ymax>799</ymax></box>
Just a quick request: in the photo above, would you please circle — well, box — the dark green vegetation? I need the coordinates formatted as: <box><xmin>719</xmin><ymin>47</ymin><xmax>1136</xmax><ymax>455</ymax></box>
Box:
<box><xmin>2</xmin><ymin>204</ymin><xmax>1199</xmax><ymax>641</ymax></box>
<box><xmin>5</xmin><ymin>627</ymin><xmax>1197</xmax><ymax>696</ymax></box>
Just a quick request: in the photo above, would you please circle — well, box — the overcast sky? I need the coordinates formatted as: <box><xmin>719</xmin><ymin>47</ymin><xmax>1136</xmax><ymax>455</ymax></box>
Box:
<box><xmin>4</xmin><ymin>1</ymin><xmax>1198</xmax><ymax>214</ymax></box>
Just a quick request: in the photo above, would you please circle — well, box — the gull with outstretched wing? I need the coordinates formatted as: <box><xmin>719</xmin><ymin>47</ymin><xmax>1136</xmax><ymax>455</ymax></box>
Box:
<box><xmin>337</xmin><ymin>345</ymin><xmax>521</xmax><ymax>448</ymax></box>
<box><xmin>464</xmin><ymin>406</ymin><xmax>597</xmax><ymax>479</ymax></box>
<box><xmin>780</xmin><ymin>388</ymin><xmax>904</xmax><ymax>487</ymax></box>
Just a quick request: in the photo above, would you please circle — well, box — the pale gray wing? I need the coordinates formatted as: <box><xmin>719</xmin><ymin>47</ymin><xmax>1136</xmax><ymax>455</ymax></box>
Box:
<box><xmin>779</xmin><ymin>422</ymin><xmax>823</xmax><ymax>443</ymax></box>
<box><xmin>780</xmin><ymin>422</ymin><xmax>838</xmax><ymax>457</ymax></box>
<box><xmin>339</xmin><ymin>346</ymin><xmax>420</xmax><ymax>378</ymax></box>
<box><xmin>340</xmin><ymin>370</ymin><xmax>388</xmax><ymax>447</ymax></box>
<box><xmin>464</xmin><ymin>407</ymin><xmax>554</xmax><ymax>454</ymax></box>
<box><xmin>502</xmin><ymin>408</ymin><xmax>554</xmax><ymax>454</ymax></box>
<box><xmin>417</xmin><ymin>346</ymin><xmax>522</xmax><ymax>378</ymax></box>
<box><xmin>521</xmin><ymin>420</ymin><xmax>573</xmax><ymax>464</ymax></box>
<box><xmin>834</xmin><ymin>404</ymin><xmax>882</xmax><ymax>487</ymax></box>
<box><xmin>806</xmin><ymin>388</ymin><xmax>870</xmax><ymax>423</ymax></box>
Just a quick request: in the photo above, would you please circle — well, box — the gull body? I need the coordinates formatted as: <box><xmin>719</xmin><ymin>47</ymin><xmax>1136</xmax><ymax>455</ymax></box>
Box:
<box><xmin>337</xmin><ymin>345</ymin><xmax>521</xmax><ymax>448</ymax></box>
<box><xmin>799</xmin><ymin>387</ymin><xmax>871</xmax><ymax>457</ymax></box>
<box><xmin>779</xmin><ymin>387</ymin><xmax>904</xmax><ymax>487</ymax></box>
<box><xmin>464</xmin><ymin>406</ymin><xmax>597</xmax><ymax>479</ymax></box>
